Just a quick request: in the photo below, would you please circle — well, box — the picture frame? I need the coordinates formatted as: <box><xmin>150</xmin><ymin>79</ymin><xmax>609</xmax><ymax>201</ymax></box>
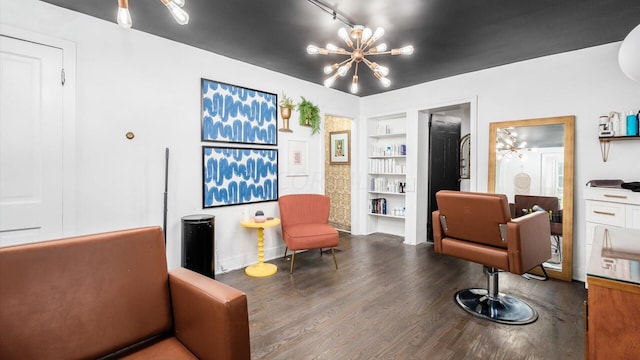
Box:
<box><xmin>287</xmin><ymin>140</ymin><xmax>308</xmax><ymax>177</ymax></box>
<box><xmin>200</xmin><ymin>78</ymin><xmax>278</xmax><ymax>145</ymax></box>
<box><xmin>202</xmin><ymin>146</ymin><xmax>278</xmax><ymax>208</ymax></box>
<box><xmin>330</xmin><ymin>130</ymin><xmax>350</xmax><ymax>165</ymax></box>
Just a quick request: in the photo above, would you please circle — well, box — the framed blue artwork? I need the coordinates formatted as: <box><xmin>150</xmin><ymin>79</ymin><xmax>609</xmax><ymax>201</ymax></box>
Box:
<box><xmin>202</xmin><ymin>146</ymin><xmax>278</xmax><ymax>208</ymax></box>
<box><xmin>201</xmin><ymin>78</ymin><xmax>278</xmax><ymax>145</ymax></box>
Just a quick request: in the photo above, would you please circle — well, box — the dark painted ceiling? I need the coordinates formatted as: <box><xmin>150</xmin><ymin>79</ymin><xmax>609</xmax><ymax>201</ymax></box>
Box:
<box><xmin>41</xmin><ymin>0</ymin><xmax>640</xmax><ymax>96</ymax></box>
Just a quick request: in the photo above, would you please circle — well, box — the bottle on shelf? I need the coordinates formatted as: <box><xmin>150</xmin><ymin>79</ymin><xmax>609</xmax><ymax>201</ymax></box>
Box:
<box><xmin>627</xmin><ymin>110</ymin><xmax>638</xmax><ymax>136</ymax></box>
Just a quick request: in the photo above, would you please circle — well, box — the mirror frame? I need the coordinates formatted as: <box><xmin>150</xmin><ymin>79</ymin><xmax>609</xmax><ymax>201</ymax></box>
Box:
<box><xmin>488</xmin><ymin>116</ymin><xmax>575</xmax><ymax>281</ymax></box>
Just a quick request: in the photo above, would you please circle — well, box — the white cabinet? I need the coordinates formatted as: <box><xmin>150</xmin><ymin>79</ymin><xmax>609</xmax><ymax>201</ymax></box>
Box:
<box><xmin>367</xmin><ymin>113</ymin><xmax>407</xmax><ymax>236</ymax></box>
<box><xmin>585</xmin><ymin>187</ymin><xmax>640</xmax><ymax>279</ymax></box>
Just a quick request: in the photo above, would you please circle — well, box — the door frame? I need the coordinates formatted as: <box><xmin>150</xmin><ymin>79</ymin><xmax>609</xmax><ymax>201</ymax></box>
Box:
<box><xmin>416</xmin><ymin>97</ymin><xmax>477</xmax><ymax>244</ymax></box>
<box><xmin>1</xmin><ymin>25</ymin><xmax>77</xmax><ymax>237</ymax></box>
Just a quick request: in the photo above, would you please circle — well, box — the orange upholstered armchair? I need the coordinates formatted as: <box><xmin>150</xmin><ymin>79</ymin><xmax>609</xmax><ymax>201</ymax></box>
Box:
<box><xmin>278</xmin><ymin>194</ymin><xmax>339</xmax><ymax>273</ymax></box>
<box><xmin>432</xmin><ymin>190</ymin><xmax>551</xmax><ymax>324</ymax></box>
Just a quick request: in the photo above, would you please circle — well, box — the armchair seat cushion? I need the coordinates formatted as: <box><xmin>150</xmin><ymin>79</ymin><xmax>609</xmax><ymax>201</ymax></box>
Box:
<box><xmin>440</xmin><ymin>238</ymin><xmax>509</xmax><ymax>271</ymax></box>
<box><xmin>121</xmin><ymin>338</ymin><xmax>197</xmax><ymax>360</ymax></box>
<box><xmin>284</xmin><ymin>224</ymin><xmax>338</xmax><ymax>250</ymax></box>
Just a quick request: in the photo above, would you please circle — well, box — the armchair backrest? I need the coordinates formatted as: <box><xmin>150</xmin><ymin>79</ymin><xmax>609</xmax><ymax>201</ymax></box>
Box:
<box><xmin>278</xmin><ymin>194</ymin><xmax>331</xmax><ymax>230</ymax></box>
<box><xmin>435</xmin><ymin>190</ymin><xmax>512</xmax><ymax>248</ymax></box>
<box><xmin>513</xmin><ymin>195</ymin><xmax>559</xmax><ymax>218</ymax></box>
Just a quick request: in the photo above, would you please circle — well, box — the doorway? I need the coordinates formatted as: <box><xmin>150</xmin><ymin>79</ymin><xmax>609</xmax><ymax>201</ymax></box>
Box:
<box><xmin>427</xmin><ymin>113</ymin><xmax>461</xmax><ymax>240</ymax></box>
<box><xmin>324</xmin><ymin>115</ymin><xmax>352</xmax><ymax>232</ymax></box>
<box><xmin>417</xmin><ymin>102</ymin><xmax>472</xmax><ymax>242</ymax></box>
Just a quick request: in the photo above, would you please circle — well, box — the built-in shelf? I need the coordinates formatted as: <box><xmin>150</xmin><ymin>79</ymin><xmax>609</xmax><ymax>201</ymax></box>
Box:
<box><xmin>368</xmin><ymin>155</ymin><xmax>407</xmax><ymax>159</ymax></box>
<box><xmin>598</xmin><ymin>136</ymin><xmax>640</xmax><ymax>162</ymax></box>
<box><xmin>368</xmin><ymin>173</ymin><xmax>406</xmax><ymax>176</ymax></box>
<box><xmin>369</xmin><ymin>213</ymin><xmax>405</xmax><ymax>219</ymax></box>
<box><xmin>368</xmin><ymin>191</ymin><xmax>406</xmax><ymax>196</ymax></box>
<box><xmin>368</xmin><ymin>132</ymin><xmax>406</xmax><ymax>139</ymax></box>
<box><xmin>368</xmin><ymin>114</ymin><xmax>407</xmax><ymax>234</ymax></box>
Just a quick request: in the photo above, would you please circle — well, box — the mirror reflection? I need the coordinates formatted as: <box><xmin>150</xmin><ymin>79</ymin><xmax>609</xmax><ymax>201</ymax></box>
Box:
<box><xmin>489</xmin><ymin>116</ymin><xmax>574</xmax><ymax>281</ymax></box>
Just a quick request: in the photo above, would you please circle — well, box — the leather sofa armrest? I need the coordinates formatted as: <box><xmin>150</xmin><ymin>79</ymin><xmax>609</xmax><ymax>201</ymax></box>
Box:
<box><xmin>507</xmin><ymin>211</ymin><xmax>552</xmax><ymax>274</ymax></box>
<box><xmin>169</xmin><ymin>268</ymin><xmax>250</xmax><ymax>360</ymax></box>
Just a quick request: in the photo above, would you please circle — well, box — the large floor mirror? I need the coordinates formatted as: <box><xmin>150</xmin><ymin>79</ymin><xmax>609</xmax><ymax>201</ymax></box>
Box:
<box><xmin>488</xmin><ymin>116</ymin><xmax>574</xmax><ymax>281</ymax></box>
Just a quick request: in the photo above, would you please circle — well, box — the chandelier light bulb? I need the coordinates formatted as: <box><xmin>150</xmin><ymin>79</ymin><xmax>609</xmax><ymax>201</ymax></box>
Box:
<box><xmin>172</xmin><ymin>0</ymin><xmax>185</xmax><ymax>7</ymax></box>
<box><xmin>307</xmin><ymin>45</ymin><xmax>321</xmax><ymax>54</ymax></box>
<box><xmin>117</xmin><ymin>0</ymin><xmax>132</xmax><ymax>28</ymax></box>
<box><xmin>324</xmin><ymin>64</ymin><xmax>338</xmax><ymax>74</ymax></box>
<box><xmin>161</xmin><ymin>0</ymin><xmax>189</xmax><ymax>25</ymax></box>
<box><xmin>362</xmin><ymin>27</ymin><xmax>373</xmax><ymax>42</ymax></box>
<box><xmin>374</xmin><ymin>64</ymin><xmax>389</xmax><ymax>76</ymax></box>
<box><xmin>324</xmin><ymin>73</ymin><xmax>339</xmax><ymax>88</ymax></box>
<box><xmin>350</xmin><ymin>75</ymin><xmax>359</xmax><ymax>94</ymax></box>
<box><xmin>371</xmin><ymin>27</ymin><xmax>385</xmax><ymax>42</ymax></box>
<box><xmin>392</xmin><ymin>45</ymin><xmax>414</xmax><ymax>55</ymax></box>
<box><xmin>380</xmin><ymin>77</ymin><xmax>391</xmax><ymax>87</ymax></box>
<box><xmin>337</xmin><ymin>62</ymin><xmax>352</xmax><ymax>77</ymax></box>
<box><xmin>117</xmin><ymin>8</ymin><xmax>132</xmax><ymax>28</ymax></box>
<box><xmin>338</xmin><ymin>28</ymin><xmax>349</xmax><ymax>41</ymax></box>
<box><xmin>326</xmin><ymin>43</ymin><xmax>338</xmax><ymax>51</ymax></box>
<box><xmin>375</xmin><ymin>43</ymin><xmax>388</xmax><ymax>52</ymax></box>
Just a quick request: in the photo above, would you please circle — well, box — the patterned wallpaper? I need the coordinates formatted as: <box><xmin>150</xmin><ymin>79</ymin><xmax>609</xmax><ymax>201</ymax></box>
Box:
<box><xmin>325</xmin><ymin>115</ymin><xmax>351</xmax><ymax>232</ymax></box>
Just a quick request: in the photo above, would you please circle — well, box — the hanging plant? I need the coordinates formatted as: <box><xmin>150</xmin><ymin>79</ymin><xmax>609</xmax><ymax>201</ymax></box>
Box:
<box><xmin>297</xmin><ymin>97</ymin><xmax>321</xmax><ymax>135</ymax></box>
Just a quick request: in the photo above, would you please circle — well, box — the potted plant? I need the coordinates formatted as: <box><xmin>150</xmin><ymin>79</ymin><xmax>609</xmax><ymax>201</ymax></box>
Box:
<box><xmin>297</xmin><ymin>97</ymin><xmax>321</xmax><ymax>135</ymax></box>
<box><xmin>278</xmin><ymin>92</ymin><xmax>295</xmax><ymax>132</ymax></box>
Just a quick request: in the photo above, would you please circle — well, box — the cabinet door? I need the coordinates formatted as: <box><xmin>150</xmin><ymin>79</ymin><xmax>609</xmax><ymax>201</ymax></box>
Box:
<box><xmin>588</xmin><ymin>282</ymin><xmax>640</xmax><ymax>359</ymax></box>
<box><xmin>628</xmin><ymin>205</ymin><xmax>640</xmax><ymax>229</ymax></box>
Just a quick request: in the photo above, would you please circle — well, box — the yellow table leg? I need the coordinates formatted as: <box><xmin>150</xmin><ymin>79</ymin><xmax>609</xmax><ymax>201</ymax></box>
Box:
<box><xmin>245</xmin><ymin>227</ymin><xmax>277</xmax><ymax>277</ymax></box>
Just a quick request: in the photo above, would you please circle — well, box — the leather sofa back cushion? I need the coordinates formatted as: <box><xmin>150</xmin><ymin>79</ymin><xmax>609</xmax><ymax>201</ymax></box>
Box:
<box><xmin>0</xmin><ymin>227</ymin><xmax>173</xmax><ymax>360</ymax></box>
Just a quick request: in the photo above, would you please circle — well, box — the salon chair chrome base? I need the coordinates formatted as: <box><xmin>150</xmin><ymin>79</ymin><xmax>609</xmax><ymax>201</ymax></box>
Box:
<box><xmin>455</xmin><ymin>266</ymin><xmax>538</xmax><ymax>325</ymax></box>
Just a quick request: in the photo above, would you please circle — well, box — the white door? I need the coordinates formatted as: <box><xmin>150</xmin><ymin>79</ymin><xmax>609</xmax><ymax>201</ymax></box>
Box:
<box><xmin>0</xmin><ymin>35</ymin><xmax>64</xmax><ymax>247</ymax></box>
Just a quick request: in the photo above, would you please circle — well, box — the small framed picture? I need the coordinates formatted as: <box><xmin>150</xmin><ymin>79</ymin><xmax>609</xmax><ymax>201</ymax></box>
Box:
<box><xmin>287</xmin><ymin>139</ymin><xmax>308</xmax><ymax>176</ymax></box>
<box><xmin>330</xmin><ymin>130</ymin><xmax>350</xmax><ymax>165</ymax></box>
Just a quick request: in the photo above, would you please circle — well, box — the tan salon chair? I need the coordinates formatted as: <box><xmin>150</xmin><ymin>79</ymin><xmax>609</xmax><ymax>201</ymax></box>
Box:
<box><xmin>432</xmin><ymin>191</ymin><xmax>551</xmax><ymax>324</ymax></box>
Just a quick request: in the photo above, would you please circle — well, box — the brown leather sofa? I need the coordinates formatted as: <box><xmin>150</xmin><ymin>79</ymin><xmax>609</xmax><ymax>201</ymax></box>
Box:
<box><xmin>0</xmin><ymin>227</ymin><xmax>250</xmax><ymax>360</ymax></box>
<box><xmin>278</xmin><ymin>194</ymin><xmax>339</xmax><ymax>273</ymax></box>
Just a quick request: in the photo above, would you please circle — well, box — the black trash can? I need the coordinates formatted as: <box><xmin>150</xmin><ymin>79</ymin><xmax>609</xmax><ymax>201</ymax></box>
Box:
<box><xmin>181</xmin><ymin>214</ymin><xmax>215</xmax><ymax>279</ymax></box>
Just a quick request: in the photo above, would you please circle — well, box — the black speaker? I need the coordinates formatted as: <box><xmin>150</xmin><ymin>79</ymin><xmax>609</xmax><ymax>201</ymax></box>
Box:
<box><xmin>181</xmin><ymin>214</ymin><xmax>215</xmax><ymax>279</ymax></box>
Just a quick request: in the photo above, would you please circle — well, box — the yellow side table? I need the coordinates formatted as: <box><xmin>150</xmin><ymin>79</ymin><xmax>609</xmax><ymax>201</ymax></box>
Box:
<box><xmin>240</xmin><ymin>218</ymin><xmax>280</xmax><ymax>277</ymax></box>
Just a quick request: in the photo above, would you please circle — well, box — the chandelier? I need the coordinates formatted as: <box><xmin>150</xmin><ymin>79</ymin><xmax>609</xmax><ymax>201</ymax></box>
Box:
<box><xmin>306</xmin><ymin>25</ymin><xmax>414</xmax><ymax>94</ymax></box>
<box><xmin>495</xmin><ymin>128</ymin><xmax>531</xmax><ymax>160</ymax></box>
<box><xmin>116</xmin><ymin>0</ymin><xmax>189</xmax><ymax>29</ymax></box>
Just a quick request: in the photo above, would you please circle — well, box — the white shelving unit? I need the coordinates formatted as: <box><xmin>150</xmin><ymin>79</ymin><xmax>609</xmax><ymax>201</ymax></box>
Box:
<box><xmin>367</xmin><ymin>113</ymin><xmax>407</xmax><ymax>236</ymax></box>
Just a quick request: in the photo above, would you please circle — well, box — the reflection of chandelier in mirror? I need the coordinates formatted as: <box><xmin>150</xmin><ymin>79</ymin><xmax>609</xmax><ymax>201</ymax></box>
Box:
<box><xmin>496</xmin><ymin>128</ymin><xmax>534</xmax><ymax>160</ymax></box>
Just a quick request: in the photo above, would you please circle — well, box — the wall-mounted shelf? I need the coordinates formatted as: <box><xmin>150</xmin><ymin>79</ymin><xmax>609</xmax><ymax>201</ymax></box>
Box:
<box><xmin>598</xmin><ymin>136</ymin><xmax>640</xmax><ymax>162</ymax></box>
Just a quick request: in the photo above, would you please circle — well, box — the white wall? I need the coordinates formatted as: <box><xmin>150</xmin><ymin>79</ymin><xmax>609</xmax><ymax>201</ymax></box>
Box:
<box><xmin>360</xmin><ymin>42</ymin><xmax>640</xmax><ymax>281</ymax></box>
<box><xmin>1</xmin><ymin>0</ymin><xmax>359</xmax><ymax>272</ymax></box>
<box><xmin>3</xmin><ymin>0</ymin><xmax>639</xmax><ymax>281</ymax></box>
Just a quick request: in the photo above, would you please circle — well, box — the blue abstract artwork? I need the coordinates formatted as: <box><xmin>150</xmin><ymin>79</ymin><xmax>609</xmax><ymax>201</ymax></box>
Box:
<box><xmin>201</xmin><ymin>79</ymin><xmax>277</xmax><ymax>145</ymax></box>
<box><xmin>203</xmin><ymin>147</ymin><xmax>278</xmax><ymax>208</ymax></box>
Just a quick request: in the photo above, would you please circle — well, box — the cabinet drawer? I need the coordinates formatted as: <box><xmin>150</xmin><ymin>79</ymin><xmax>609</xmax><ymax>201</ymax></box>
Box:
<box><xmin>585</xmin><ymin>201</ymin><xmax>626</xmax><ymax>227</ymax></box>
<box><xmin>585</xmin><ymin>187</ymin><xmax>640</xmax><ymax>204</ymax></box>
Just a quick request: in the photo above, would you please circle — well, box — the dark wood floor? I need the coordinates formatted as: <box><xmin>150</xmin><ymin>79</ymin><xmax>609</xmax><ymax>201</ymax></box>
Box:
<box><xmin>216</xmin><ymin>232</ymin><xmax>587</xmax><ymax>360</ymax></box>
